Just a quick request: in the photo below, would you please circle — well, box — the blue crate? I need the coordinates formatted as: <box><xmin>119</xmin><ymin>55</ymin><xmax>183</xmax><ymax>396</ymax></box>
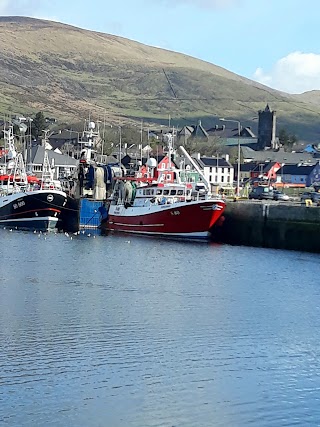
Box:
<box><xmin>79</xmin><ymin>199</ymin><xmax>104</xmax><ymax>229</ymax></box>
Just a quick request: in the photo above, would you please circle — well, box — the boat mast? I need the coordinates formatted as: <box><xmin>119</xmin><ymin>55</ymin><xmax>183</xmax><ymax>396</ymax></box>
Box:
<box><xmin>12</xmin><ymin>153</ymin><xmax>28</xmax><ymax>191</ymax></box>
<box><xmin>4</xmin><ymin>122</ymin><xmax>17</xmax><ymax>172</ymax></box>
<box><xmin>41</xmin><ymin>150</ymin><xmax>54</xmax><ymax>187</ymax></box>
<box><xmin>3</xmin><ymin>117</ymin><xmax>7</xmax><ymax>168</ymax></box>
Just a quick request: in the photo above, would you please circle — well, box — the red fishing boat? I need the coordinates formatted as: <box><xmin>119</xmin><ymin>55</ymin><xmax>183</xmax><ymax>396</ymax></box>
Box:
<box><xmin>104</xmin><ymin>144</ymin><xmax>226</xmax><ymax>240</ymax></box>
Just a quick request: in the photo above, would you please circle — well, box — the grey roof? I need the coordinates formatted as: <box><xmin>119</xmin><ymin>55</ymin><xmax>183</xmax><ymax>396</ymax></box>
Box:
<box><xmin>200</xmin><ymin>156</ymin><xmax>231</xmax><ymax>167</ymax></box>
<box><xmin>49</xmin><ymin>130</ymin><xmax>79</xmax><ymax>141</ymax></box>
<box><xmin>206</xmin><ymin>125</ymin><xmax>256</xmax><ymax>139</ymax></box>
<box><xmin>238</xmin><ymin>162</ymin><xmax>258</xmax><ymax>172</ymax></box>
<box><xmin>241</xmin><ymin>147</ymin><xmax>317</xmax><ymax>165</ymax></box>
<box><xmin>220</xmin><ymin>137</ymin><xmax>258</xmax><ymax>147</ymax></box>
<box><xmin>192</xmin><ymin>121</ymin><xmax>208</xmax><ymax>139</ymax></box>
<box><xmin>177</xmin><ymin>122</ymin><xmax>257</xmax><ymax>143</ymax></box>
<box><xmin>276</xmin><ymin>164</ymin><xmax>315</xmax><ymax>176</ymax></box>
<box><xmin>178</xmin><ymin>126</ymin><xmax>193</xmax><ymax>137</ymax></box>
<box><xmin>233</xmin><ymin>161</ymin><xmax>277</xmax><ymax>173</ymax></box>
<box><xmin>206</xmin><ymin>125</ymin><xmax>237</xmax><ymax>138</ymax></box>
<box><xmin>28</xmin><ymin>145</ymin><xmax>78</xmax><ymax>166</ymax></box>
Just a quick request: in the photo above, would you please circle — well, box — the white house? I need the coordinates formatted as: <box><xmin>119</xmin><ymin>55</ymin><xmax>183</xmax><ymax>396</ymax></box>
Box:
<box><xmin>192</xmin><ymin>154</ymin><xmax>234</xmax><ymax>189</ymax></box>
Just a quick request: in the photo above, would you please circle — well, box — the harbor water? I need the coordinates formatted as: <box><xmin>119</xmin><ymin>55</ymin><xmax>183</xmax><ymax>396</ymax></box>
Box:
<box><xmin>1</xmin><ymin>229</ymin><xmax>320</xmax><ymax>426</ymax></box>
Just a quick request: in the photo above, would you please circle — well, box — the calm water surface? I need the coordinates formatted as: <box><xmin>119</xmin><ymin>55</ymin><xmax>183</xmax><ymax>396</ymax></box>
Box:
<box><xmin>0</xmin><ymin>229</ymin><xmax>320</xmax><ymax>427</ymax></box>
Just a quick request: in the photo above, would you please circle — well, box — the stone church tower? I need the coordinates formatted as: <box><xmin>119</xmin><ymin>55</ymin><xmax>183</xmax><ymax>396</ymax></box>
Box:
<box><xmin>257</xmin><ymin>104</ymin><xmax>277</xmax><ymax>150</ymax></box>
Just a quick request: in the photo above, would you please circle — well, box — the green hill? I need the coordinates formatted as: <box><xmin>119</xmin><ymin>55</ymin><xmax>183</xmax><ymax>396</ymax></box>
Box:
<box><xmin>1</xmin><ymin>16</ymin><xmax>320</xmax><ymax>142</ymax></box>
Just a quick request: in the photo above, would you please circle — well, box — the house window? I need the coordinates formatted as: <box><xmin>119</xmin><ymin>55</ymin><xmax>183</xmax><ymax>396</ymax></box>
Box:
<box><xmin>210</xmin><ymin>167</ymin><xmax>212</xmax><ymax>173</ymax></box>
<box><xmin>209</xmin><ymin>175</ymin><xmax>212</xmax><ymax>182</ymax></box>
<box><xmin>167</xmin><ymin>174</ymin><xmax>171</xmax><ymax>180</ymax></box>
<box><xmin>227</xmin><ymin>176</ymin><xmax>230</xmax><ymax>183</ymax></box>
<box><xmin>221</xmin><ymin>176</ymin><xmax>224</xmax><ymax>182</ymax></box>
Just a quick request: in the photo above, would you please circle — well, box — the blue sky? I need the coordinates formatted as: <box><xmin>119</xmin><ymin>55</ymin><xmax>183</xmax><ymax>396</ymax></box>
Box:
<box><xmin>1</xmin><ymin>0</ymin><xmax>320</xmax><ymax>94</ymax></box>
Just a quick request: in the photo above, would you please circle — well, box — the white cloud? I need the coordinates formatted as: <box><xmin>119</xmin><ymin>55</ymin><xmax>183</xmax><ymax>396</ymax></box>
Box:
<box><xmin>0</xmin><ymin>0</ymin><xmax>44</xmax><ymax>15</ymax></box>
<box><xmin>253</xmin><ymin>52</ymin><xmax>320</xmax><ymax>94</ymax></box>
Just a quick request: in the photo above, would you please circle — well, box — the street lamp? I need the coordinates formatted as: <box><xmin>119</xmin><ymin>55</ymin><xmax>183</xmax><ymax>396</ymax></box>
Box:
<box><xmin>220</xmin><ymin>118</ymin><xmax>241</xmax><ymax>197</ymax></box>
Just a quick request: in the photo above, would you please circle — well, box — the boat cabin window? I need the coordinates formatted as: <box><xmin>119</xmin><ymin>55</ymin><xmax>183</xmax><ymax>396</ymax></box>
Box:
<box><xmin>163</xmin><ymin>189</ymin><xmax>170</xmax><ymax>195</ymax></box>
<box><xmin>156</xmin><ymin>189</ymin><xmax>162</xmax><ymax>195</ymax></box>
<box><xmin>177</xmin><ymin>190</ymin><xmax>183</xmax><ymax>195</ymax></box>
<box><xmin>170</xmin><ymin>189</ymin><xmax>177</xmax><ymax>195</ymax></box>
<box><xmin>146</xmin><ymin>189</ymin><xmax>151</xmax><ymax>195</ymax></box>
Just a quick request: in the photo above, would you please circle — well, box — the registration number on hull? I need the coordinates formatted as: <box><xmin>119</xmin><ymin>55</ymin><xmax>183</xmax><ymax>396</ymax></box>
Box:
<box><xmin>13</xmin><ymin>200</ymin><xmax>26</xmax><ymax>209</ymax></box>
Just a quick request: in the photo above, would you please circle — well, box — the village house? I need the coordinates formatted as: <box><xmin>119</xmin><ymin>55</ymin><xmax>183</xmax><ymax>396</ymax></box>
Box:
<box><xmin>48</xmin><ymin>130</ymin><xmax>80</xmax><ymax>152</ymax></box>
<box><xmin>192</xmin><ymin>154</ymin><xmax>234</xmax><ymax>190</ymax></box>
<box><xmin>276</xmin><ymin>163</ymin><xmax>320</xmax><ymax>187</ymax></box>
<box><xmin>27</xmin><ymin>145</ymin><xmax>78</xmax><ymax>180</ymax></box>
<box><xmin>236</xmin><ymin>162</ymin><xmax>258</xmax><ymax>183</ymax></box>
<box><xmin>249</xmin><ymin>161</ymin><xmax>282</xmax><ymax>183</ymax></box>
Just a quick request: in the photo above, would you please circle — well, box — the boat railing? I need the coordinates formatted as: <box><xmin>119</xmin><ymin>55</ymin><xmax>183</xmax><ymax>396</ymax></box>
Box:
<box><xmin>13</xmin><ymin>183</ymin><xmax>28</xmax><ymax>193</ymax></box>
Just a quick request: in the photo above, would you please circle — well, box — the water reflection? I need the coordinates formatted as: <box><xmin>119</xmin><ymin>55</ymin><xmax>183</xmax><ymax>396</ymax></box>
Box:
<box><xmin>0</xmin><ymin>229</ymin><xmax>320</xmax><ymax>426</ymax></box>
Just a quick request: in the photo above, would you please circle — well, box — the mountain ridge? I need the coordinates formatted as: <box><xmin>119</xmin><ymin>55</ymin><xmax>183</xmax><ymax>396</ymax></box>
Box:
<box><xmin>1</xmin><ymin>16</ymin><xmax>320</xmax><ymax>142</ymax></box>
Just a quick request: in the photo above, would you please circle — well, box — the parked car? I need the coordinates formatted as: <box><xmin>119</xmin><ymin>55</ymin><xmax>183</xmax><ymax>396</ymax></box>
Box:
<box><xmin>313</xmin><ymin>193</ymin><xmax>320</xmax><ymax>205</ymax></box>
<box><xmin>248</xmin><ymin>186</ymin><xmax>274</xmax><ymax>200</ymax></box>
<box><xmin>300</xmin><ymin>191</ymin><xmax>320</xmax><ymax>205</ymax></box>
<box><xmin>273</xmin><ymin>190</ymin><xmax>290</xmax><ymax>201</ymax></box>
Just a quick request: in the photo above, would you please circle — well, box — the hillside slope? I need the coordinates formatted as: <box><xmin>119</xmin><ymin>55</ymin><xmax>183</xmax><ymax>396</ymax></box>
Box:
<box><xmin>1</xmin><ymin>16</ymin><xmax>320</xmax><ymax>142</ymax></box>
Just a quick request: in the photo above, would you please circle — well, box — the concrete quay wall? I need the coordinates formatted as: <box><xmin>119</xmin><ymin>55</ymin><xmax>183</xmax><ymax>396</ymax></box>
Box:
<box><xmin>215</xmin><ymin>201</ymin><xmax>320</xmax><ymax>253</ymax></box>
